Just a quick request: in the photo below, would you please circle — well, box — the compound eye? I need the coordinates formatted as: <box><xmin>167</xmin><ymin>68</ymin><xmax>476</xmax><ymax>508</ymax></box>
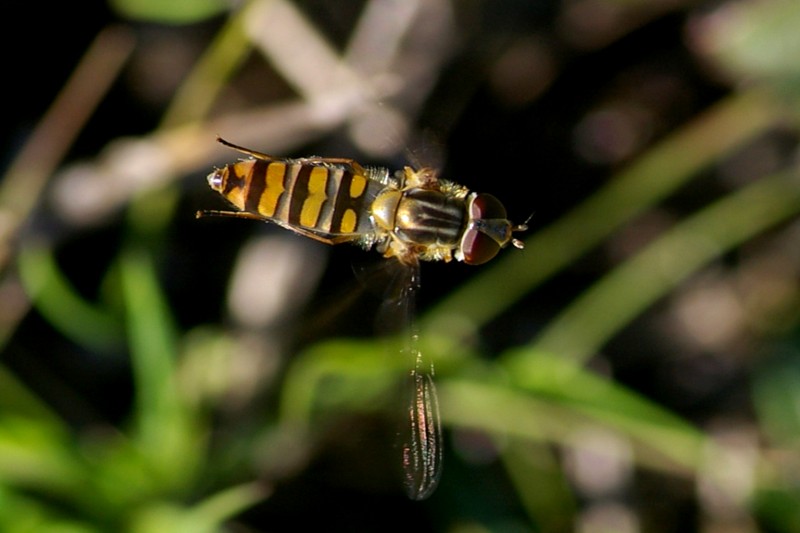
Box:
<box><xmin>461</xmin><ymin>227</ymin><xmax>501</xmax><ymax>265</ymax></box>
<box><xmin>470</xmin><ymin>193</ymin><xmax>507</xmax><ymax>221</ymax></box>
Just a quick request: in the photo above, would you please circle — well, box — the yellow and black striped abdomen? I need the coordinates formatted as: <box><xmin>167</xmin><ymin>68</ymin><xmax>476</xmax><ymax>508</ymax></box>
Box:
<box><xmin>210</xmin><ymin>158</ymin><xmax>383</xmax><ymax>239</ymax></box>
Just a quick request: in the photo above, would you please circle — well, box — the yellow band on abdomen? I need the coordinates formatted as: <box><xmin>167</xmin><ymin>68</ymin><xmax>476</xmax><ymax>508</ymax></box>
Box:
<box><xmin>259</xmin><ymin>162</ymin><xmax>286</xmax><ymax>217</ymax></box>
<box><xmin>300</xmin><ymin>166</ymin><xmax>329</xmax><ymax>228</ymax></box>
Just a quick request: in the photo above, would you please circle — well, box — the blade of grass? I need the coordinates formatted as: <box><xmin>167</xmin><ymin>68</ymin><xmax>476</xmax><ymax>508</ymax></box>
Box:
<box><xmin>17</xmin><ymin>242</ymin><xmax>125</xmax><ymax>352</ymax></box>
<box><xmin>119</xmin><ymin>247</ymin><xmax>200</xmax><ymax>486</ymax></box>
<box><xmin>279</xmin><ymin>338</ymin><xmax>403</xmax><ymax>426</ymax></box>
<box><xmin>159</xmin><ymin>4</ymin><xmax>253</xmax><ymax>129</ymax></box>
<box><xmin>0</xmin><ymin>26</ymin><xmax>135</xmax><ymax>269</ymax></box>
<box><xmin>422</xmin><ymin>88</ymin><xmax>781</xmax><ymax>335</ymax></box>
<box><xmin>441</xmin><ymin>369</ymin><xmax>707</xmax><ymax>476</ymax></box>
<box><xmin>501</xmin><ymin>438</ymin><xmax>575</xmax><ymax>533</ymax></box>
<box><xmin>127</xmin><ymin>481</ymin><xmax>269</xmax><ymax>533</ymax></box>
<box><xmin>532</xmin><ymin>167</ymin><xmax>800</xmax><ymax>363</ymax></box>
<box><xmin>110</xmin><ymin>0</ymin><xmax>228</xmax><ymax>25</ymax></box>
<box><xmin>187</xmin><ymin>481</ymin><xmax>271</xmax><ymax>527</ymax></box>
<box><xmin>0</xmin><ymin>367</ymin><xmax>62</xmax><ymax>421</ymax></box>
<box><xmin>0</xmin><ymin>483</ymin><xmax>99</xmax><ymax>533</ymax></box>
<box><xmin>0</xmin><ymin>415</ymin><xmax>90</xmax><ymax>503</ymax></box>
<box><xmin>0</xmin><ymin>26</ymin><xmax>134</xmax><ymax>350</ymax></box>
<box><xmin>120</xmin><ymin>247</ymin><xmax>178</xmax><ymax>441</ymax></box>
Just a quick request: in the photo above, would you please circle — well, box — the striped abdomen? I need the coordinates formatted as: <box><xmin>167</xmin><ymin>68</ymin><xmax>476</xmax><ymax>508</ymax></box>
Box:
<box><xmin>208</xmin><ymin>158</ymin><xmax>385</xmax><ymax>238</ymax></box>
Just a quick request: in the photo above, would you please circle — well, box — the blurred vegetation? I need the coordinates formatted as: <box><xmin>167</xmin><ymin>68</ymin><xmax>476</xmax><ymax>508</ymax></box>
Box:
<box><xmin>3</xmin><ymin>0</ymin><xmax>800</xmax><ymax>531</ymax></box>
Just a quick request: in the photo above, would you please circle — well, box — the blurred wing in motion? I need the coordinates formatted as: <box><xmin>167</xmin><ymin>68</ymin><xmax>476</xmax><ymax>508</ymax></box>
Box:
<box><xmin>403</xmin><ymin>334</ymin><xmax>443</xmax><ymax>500</ymax></box>
<box><xmin>378</xmin><ymin>262</ymin><xmax>443</xmax><ymax>500</ymax></box>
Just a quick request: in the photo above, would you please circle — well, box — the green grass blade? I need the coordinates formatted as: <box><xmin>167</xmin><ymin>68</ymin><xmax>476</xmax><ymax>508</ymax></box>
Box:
<box><xmin>18</xmin><ymin>242</ymin><xmax>124</xmax><ymax>352</ymax></box>
<box><xmin>119</xmin><ymin>247</ymin><xmax>200</xmax><ymax>485</ymax></box>
<box><xmin>424</xmin><ymin>88</ymin><xmax>781</xmax><ymax>333</ymax></box>
<box><xmin>532</xmin><ymin>168</ymin><xmax>800</xmax><ymax>363</ymax></box>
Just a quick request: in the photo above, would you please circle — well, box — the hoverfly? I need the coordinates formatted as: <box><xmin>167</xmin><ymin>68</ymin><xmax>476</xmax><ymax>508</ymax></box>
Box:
<box><xmin>198</xmin><ymin>137</ymin><xmax>527</xmax><ymax>499</ymax></box>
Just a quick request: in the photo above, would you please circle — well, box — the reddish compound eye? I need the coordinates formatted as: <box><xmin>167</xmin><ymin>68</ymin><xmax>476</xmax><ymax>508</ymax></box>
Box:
<box><xmin>470</xmin><ymin>193</ymin><xmax>507</xmax><ymax>220</ymax></box>
<box><xmin>461</xmin><ymin>227</ymin><xmax>502</xmax><ymax>265</ymax></box>
<box><xmin>460</xmin><ymin>194</ymin><xmax>513</xmax><ymax>265</ymax></box>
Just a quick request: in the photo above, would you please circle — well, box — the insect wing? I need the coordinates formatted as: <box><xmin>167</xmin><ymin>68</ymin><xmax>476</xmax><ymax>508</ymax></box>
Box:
<box><xmin>378</xmin><ymin>261</ymin><xmax>443</xmax><ymax>500</ymax></box>
<box><xmin>404</xmin><ymin>337</ymin><xmax>443</xmax><ymax>500</ymax></box>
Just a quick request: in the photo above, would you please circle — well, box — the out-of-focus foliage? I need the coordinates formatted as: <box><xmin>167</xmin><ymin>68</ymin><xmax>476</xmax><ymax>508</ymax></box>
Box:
<box><xmin>691</xmin><ymin>0</ymin><xmax>800</xmax><ymax>92</ymax></box>
<box><xmin>110</xmin><ymin>0</ymin><xmax>229</xmax><ymax>24</ymax></box>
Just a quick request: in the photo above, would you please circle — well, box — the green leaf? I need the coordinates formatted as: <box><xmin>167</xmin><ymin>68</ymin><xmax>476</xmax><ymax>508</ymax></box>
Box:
<box><xmin>0</xmin><ymin>485</ymin><xmax>98</xmax><ymax>533</ymax></box>
<box><xmin>127</xmin><ymin>486</ymin><xmax>270</xmax><ymax>533</ymax></box>
<box><xmin>119</xmin><ymin>247</ymin><xmax>201</xmax><ymax>489</ymax></box>
<box><xmin>0</xmin><ymin>415</ymin><xmax>88</xmax><ymax>500</ymax></box>
<box><xmin>279</xmin><ymin>337</ymin><xmax>403</xmax><ymax>426</ymax></box>
<box><xmin>109</xmin><ymin>0</ymin><xmax>229</xmax><ymax>24</ymax></box>
<box><xmin>18</xmin><ymin>242</ymin><xmax>124</xmax><ymax>352</ymax></box>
